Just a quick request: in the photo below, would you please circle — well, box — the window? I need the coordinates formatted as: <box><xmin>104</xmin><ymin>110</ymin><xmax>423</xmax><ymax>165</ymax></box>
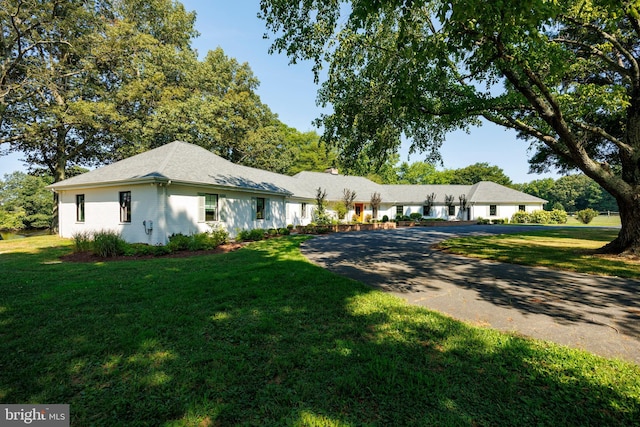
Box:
<box><xmin>76</xmin><ymin>194</ymin><xmax>85</xmax><ymax>222</ymax></box>
<box><xmin>489</xmin><ymin>205</ymin><xmax>497</xmax><ymax>216</ymax></box>
<box><xmin>519</xmin><ymin>205</ymin><xmax>526</xmax><ymax>212</ymax></box>
<box><xmin>396</xmin><ymin>205</ymin><xmax>403</xmax><ymax>216</ymax></box>
<box><xmin>301</xmin><ymin>202</ymin><xmax>307</xmax><ymax>218</ymax></box>
<box><xmin>205</xmin><ymin>194</ymin><xmax>218</xmax><ymax>221</ymax></box>
<box><xmin>423</xmin><ymin>205</ymin><xmax>431</xmax><ymax>216</ymax></box>
<box><xmin>256</xmin><ymin>197</ymin><xmax>266</xmax><ymax>220</ymax></box>
<box><xmin>448</xmin><ymin>205</ymin><xmax>456</xmax><ymax>216</ymax></box>
<box><xmin>119</xmin><ymin>191</ymin><xmax>131</xmax><ymax>223</ymax></box>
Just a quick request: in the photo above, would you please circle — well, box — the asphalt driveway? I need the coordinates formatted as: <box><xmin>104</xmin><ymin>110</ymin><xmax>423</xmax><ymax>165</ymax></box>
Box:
<box><xmin>300</xmin><ymin>225</ymin><xmax>640</xmax><ymax>365</ymax></box>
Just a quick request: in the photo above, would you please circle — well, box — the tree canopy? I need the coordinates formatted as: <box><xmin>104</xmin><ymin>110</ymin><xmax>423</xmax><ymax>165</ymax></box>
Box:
<box><xmin>0</xmin><ymin>0</ymin><xmax>299</xmax><ymax>180</ymax></box>
<box><xmin>260</xmin><ymin>0</ymin><xmax>640</xmax><ymax>254</ymax></box>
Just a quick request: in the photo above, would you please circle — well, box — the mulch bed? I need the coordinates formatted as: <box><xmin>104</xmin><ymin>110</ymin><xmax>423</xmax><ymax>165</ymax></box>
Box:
<box><xmin>60</xmin><ymin>242</ymin><xmax>246</xmax><ymax>263</ymax></box>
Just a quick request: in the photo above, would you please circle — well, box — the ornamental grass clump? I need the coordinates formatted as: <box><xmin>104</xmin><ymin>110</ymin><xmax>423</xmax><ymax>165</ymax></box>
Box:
<box><xmin>92</xmin><ymin>230</ymin><xmax>126</xmax><ymax>257</ymax></box>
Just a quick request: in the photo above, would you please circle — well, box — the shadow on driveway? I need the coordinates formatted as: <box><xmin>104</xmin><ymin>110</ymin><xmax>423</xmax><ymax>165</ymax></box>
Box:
<box><xmin>301</xmin><ymin>226</ymin><xmax>640</xmax><ymax>364</ymax></box>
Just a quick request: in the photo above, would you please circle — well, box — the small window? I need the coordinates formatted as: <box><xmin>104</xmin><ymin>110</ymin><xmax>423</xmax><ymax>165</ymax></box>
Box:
<box><xmin>205</xmin><ymin>194</ymin><xmax>218</xmax><ymax>221</ymax></box>
<box><xmin>448</xmin><ymin>205</ymin><xmax>456</xmax><ymax>216</ymax></box>
<box><xmin>256</xmin><ymin>197</ymin><xmax>265</xmax><ymax>220</ymax></box>
<box><xmin>301</xmin><ymin>202</ymin><xmax>307</xmax><ymax>218</ymax></box>
<box><xmin>396</xmin><ymin>206</ymin><xmax>403</xmax><ymax>216</ymax></box>
<box><xmin>119</xmin><ymin>191</ymin><xmax>131</xmax><ymax>223</ymax></box>
<box><xmin>76</xmin><ymin>194</ymin><xmax>85</xmax><ymax>222</ymax></box>
<box><xmin>423</xmin><ymin>205</ymin><xmax>431</xmax><ymax>216</ymax></box>
<box><xmin>490</xmin><ymin>205</ymin><xmax>497</xmax><ymax>216</ymax></box>
<box><xmin>519</xmin><ymin>205</ymin><xmax>526</xmax><ymax>212</ymax></box>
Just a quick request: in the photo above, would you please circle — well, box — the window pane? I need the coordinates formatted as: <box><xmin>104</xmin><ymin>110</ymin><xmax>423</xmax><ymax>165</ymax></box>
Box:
<box><xmin>256</xmin><ymin>197</ymin><xmax>265</xmax><ymax>220</ymax></box>
<box><xmin>76</xmin><ymin>194</ymin><xmax>85</xmax><ymax>222</ymax></box>
<box><xmin>490</xmin><ymin>205</ymin><xmax>497</xmax><ymax>216</ymax></box>
<box><xmin>396</xmin><ymin>206</ymin><xmax>403</xmax><ymax>215</ymax></box>
<box><xmin>120</xmin><ymin>191</ymin><xmax>131</xmax><ymax>223</ymax></box>
<box><xmin>205</xmin><ymin>194</ymin><xmax>218</xmax><ymax>221</ymax></box>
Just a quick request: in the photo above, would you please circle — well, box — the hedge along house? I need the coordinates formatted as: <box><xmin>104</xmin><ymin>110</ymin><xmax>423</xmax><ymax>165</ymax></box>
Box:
<box><xmin>49</xmin><ymin>141</ymin><xmax>546</xmax><ymax>244</ymax></box>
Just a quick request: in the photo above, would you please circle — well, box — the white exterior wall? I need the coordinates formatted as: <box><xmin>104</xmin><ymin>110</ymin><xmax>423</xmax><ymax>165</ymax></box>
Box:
<box><xmin>57</xmin><ymin>183</ymin><xmax>164</xmax><ymax>245</ymax></box>
<box><xmin>286</xmin><ymin>200</ymin><xmax>314</xmax><ymax>226</ymax></box>
<box><xmin>58</xmin><ymin>183</ymin><xmax>288</xmax><ymax>244</ymax></box>
<box><xmin>379</xmin><ymin>204</ymin><xmax>459</xmax><ymax>220</ymax></box>
<box><xmin>162</xmin><ymin>184</ymin><xmax>287</xmax><ymax>240</ymax></box>
<box><xmin>470</xmin><ymin>203</ymin><xmax>545</xmax><ymax>222</ymax></box>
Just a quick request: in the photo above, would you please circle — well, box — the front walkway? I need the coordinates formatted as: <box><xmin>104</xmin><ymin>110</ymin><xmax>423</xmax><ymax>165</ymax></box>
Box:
<box><xmin>300</xmin><ymin>226</ymin><xmax>640</xmax><ymax>365</ymax></box>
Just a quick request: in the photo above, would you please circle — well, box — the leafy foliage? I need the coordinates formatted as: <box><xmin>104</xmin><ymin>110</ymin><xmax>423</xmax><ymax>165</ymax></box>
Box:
<box><xmin>0</xmin><ymin>172</ymin><xmax>53</xmax><ymax>230</ymax></box>
<box><xmin>576</xmin><ymin>208</ymin><xmax>600</xmax><ymax>224</ymax></box>
<box><xmin>259</xmin><ymin>0</ymin><xmax>640</xmax><ymax>253</ymax></box>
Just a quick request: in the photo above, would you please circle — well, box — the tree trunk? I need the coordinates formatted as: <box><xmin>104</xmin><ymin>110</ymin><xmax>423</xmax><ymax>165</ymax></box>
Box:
<box><xmin>598</xmin><ymin>193</ymin><xmax>640</xmax><ymax>255</ymax></box>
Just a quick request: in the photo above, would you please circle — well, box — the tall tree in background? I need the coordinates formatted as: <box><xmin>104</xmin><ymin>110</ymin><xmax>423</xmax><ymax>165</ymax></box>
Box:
<box><xmin>260</xmin><ymin>0</ymin><xmax>640</xmax><ymax>254</ymax></box>
<box><xmin>0</xmin><ymin>0</ymin><xmax>199</xmax><ymax>182</ymax></box>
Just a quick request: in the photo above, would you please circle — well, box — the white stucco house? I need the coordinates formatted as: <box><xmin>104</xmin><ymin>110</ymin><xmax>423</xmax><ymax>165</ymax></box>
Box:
<box><xmin>48</xmin><ymin>141</ymin><xmax>546</xmax><ymax>244</ymax></box>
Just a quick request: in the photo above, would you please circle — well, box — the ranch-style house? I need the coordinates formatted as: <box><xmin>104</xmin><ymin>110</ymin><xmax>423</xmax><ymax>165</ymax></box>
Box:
<box><xmin>48</xmin><ymin>141</ymin><xmax>546</xmax><ymax>245</ymax></box>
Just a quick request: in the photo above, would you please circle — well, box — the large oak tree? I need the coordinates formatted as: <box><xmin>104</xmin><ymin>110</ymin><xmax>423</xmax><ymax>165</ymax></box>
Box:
<box><xmin>260</xmin><ymin>0</ymin><xmax>640</xmax><ymax>254</ymax></box>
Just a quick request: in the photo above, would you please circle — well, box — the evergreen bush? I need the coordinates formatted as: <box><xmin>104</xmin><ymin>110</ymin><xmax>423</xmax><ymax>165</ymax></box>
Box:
<box><xmin>576</xmin><ymin>208</ymin><xmax>599</xmax><ymax>224</ymax></box>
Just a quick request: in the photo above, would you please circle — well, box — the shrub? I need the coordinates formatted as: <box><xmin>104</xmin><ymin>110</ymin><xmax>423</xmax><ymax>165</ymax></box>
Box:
<box><xmin>286</xmin><ymin>224</ymin><xmax>294</xmax><ymax>230</ymax></box>
<box><xmin>167</xmin><ymin>233</ymin><xmax>191</xmax><ymax>251</ymax></box>
<box><xmin>365</xmin><ymin>214</ymin><xmax>372</xmax><ymax>223</ymax></box>
<box><xmin>93</xmin><ymin>230</ymin><xmax>126</xmax><ymax>257</ymax></box>
<box><xmin>237</xmin><ymin>228</ymin><xmax>267</xmax><ymax>241</ymax></box>
<box><xmin>511</xmin><ymin>211</ymin><xmax>531</xmax><ymax>224</ymax></box>
<box><xmin>351</xmin><ymin>213</ymin><xmax>360</xmax><ymax>223</ymax></box>
<box><xmin>529</xmin><ymin>210</ymin><xmax>552</xmax><ymax>224</ymax></box>
<box><xmin>382</xmin><ymin>215</ymin><xmax>389</xmax><ymax>223</ymax></box>
<box><xmin>208</xmin><ymin>226</ymin><xmax>229</xmax><ymax>246</ymax></box>
<box><xmin>549</xmin><ymin>209</ymin><xmax>568</xmax><ymax>224</ymax></box>
<box><xmin>576</xmin><ymin>208</ymin><xmax>599</xmax><ymax>224</ymax></box>
<box><xmin>278</xmin><ymin>228</ymin><xmax>290</xmax><ymax>235</ymax></box>
<box><xmin>333</xmin><ymin>202</ymin><xmax>348</xmax><ymax>220</ymax></box>
<box><xmin>409</xmin><ymin>212</ymin><xmax>422</xmax><ymax>221</ymax></box>
<box><xmin>72</xmin><ymin>231</ymin><xmax>93</xmax><ymax>253</ymax></box>
<box><xmin>268</xmin><ymin>228</ymin><xmax>278</xmax><ymax>236</ymax></box>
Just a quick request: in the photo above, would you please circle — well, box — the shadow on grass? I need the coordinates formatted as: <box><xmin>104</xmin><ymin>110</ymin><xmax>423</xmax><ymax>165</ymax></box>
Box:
<box><xmin>0</xmin><ymin>235</ymin><xmax>638</xmax><ymax>425</ymax></box>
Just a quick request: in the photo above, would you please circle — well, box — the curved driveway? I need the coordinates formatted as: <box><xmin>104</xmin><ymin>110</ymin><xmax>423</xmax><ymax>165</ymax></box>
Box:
<box><xmin>300</xmin><ymin>225</ymin><xmax>640</xmax><ymax>364</ymax></box>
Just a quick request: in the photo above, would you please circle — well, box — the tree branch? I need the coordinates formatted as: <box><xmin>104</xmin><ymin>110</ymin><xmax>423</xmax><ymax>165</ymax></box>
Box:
<box><xmin>552</xmin><ymin>37</ymin><xmax>631</xmax><ymax>79</ymax></box>
<box><xmin>561</xmin><ymin>14</ymin><xmax>640</xmax><ymax>85</ymax></box>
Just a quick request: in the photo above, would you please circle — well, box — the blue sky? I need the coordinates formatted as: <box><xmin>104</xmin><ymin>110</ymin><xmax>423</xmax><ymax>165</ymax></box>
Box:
<box><xmin>0</xmin><ymin>1</ymin><xmax>560</xmax><ymax>183</ymax></box>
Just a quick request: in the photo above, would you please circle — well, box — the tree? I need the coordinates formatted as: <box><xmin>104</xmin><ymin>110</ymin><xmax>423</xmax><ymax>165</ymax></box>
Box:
<box><xmin>513</xmin><ymin>178</ymin><xmax>557</xmax><ymax>209</ymax></box>
<box><xmin>458</xmin><ymin>194</ymin><xmax>468</xmax><ymax>220</ymax></box>
<box><xmin>341</xmin><ymin>188</ymin><xmax>357</xmax><ymax>222</ymax></box>
<box><xmin>0</xmin><ymin>172</ymin><xmax>53</xmax><ymax>229</ymax></box>
<box><xmin>1</xmin><ymin>0</ymin><xmax>198</xmax><ymax>182</ymax></box>
<box><xmin>312</xmin><ymin>187</ymin><xmax>331</xmax><ymax>224</ymax></box>
<box><xmin>424</xmin><ymin>192</ymin><xmax>436</xmax><ymax>217</ymax></box>
<box><xmin>260</xmin><ymin>0</ymin><xmax>640</xmax><ymax>254</ymax></box>
<box><xmin>449</xmin><ymin>163</ymin><xmax>512</xmax><ymax>186</ymax></box>
<box><xmin>396</xmin><ymin>161</ymin><xmax>439</xmax><ymax>184</ymax></box>
<box><xmin>370</xmin><ymin>191</ymin><xmax>382</xmax><ymax>220</ymax></box>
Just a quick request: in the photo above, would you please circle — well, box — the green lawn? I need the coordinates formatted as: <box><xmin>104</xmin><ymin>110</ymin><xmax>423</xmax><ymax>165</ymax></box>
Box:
<box><xmin>438</xmin><ymin>228</ymin><xmax>640</xmax><ymax>278</ymax></box>
<box><xmin>564</xmin><ymin>214</ymin><xmax>622</xmax><ymax>227</ymax></box>
<box><xmin>1</xmin><ymin>236</ymin><xmax>639</xmax><ymax>426</ymax></box>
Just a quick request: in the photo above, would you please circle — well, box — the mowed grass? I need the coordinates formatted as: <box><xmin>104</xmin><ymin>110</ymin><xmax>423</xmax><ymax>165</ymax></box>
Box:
<box><xmin>564</xmin><ymin>214</ymin><xmax>622</xmax><ymax>227</ymax></box>
<box><xmin>1</xmin><ymin>236</ymin><xmax>639</xmax><ymax>426</ymax></box>
<box><xmin>438</xmin><ymin>228</ymin><xmax>640</xmax><ymax>278</ymax></box>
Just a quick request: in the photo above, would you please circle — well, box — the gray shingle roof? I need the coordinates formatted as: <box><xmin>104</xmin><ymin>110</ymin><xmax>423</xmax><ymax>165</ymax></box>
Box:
<box><xmin>49</xmin><ymin>141</ymin><xmax>298</xmax><ymax>196</ymax></box>
<box><xmin>49</xmin><ymin>141</ymin><xmax>547</xmax><ymax>204</ymax></box>
<box><xmin>292</xmin><ymin>171</ymin><xmax>385</xmax><ymax>201</ymax></box>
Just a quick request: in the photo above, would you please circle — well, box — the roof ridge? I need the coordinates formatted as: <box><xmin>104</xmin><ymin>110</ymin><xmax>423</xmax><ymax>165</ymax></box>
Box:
<box><xmin>157</xmin><ymin>141</ymin><xmax>183</xmax><ymax>173</ymax></box>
